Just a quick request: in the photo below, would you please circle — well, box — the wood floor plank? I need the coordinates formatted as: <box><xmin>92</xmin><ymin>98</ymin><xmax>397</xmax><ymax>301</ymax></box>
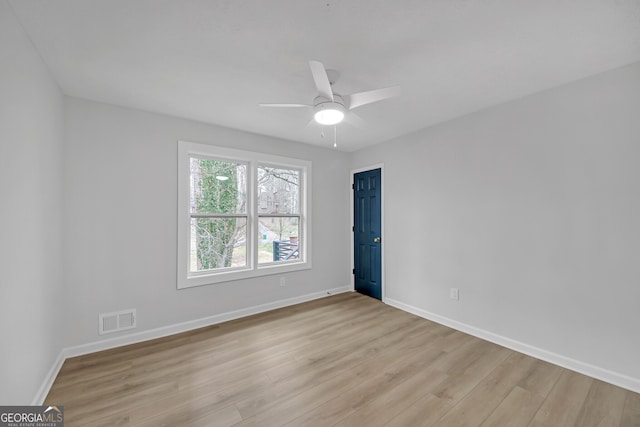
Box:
<box><xmin>282</xmin><ymin>336</ymin><xmax>444</xmax><ymax>426</ymax></box>
<box><xmin>43</xmin><ymin>293</ymin><xmax>640</xmax><ymax>427</ymax></box>
<box><xmin>574</xmin><ymin>380</ymin><xmax>627</xmax><ymax>427</ymax></box>
<box><xmin>129</xmin><ymin>372</ymin><xmax>272</xmax><ymax>426</ymax></box>
<box><xmin>479</xmin><ymin>386</ymin><xmax>544</xmax><ymax>427</ymax></box>
<box><xmin>430</xmin><ymin>342</ymin><xmax>512</xmax><ymax>403</ymax></box>
<box><xmin>431</xmin><ymin>352</ymin><xmax>540</xmax><ymax>427</ymax></box>
<box><xmin>138</xmin><ymin>401</ymin><xmax>242</xmax><ymax>427</ymax></box>
<box><xmin>383</xmin><ymin>393</ymin><xmax>453</xmax><ymax>427</ymax></box>
<box><xmin>233</xmin><ymin>369</ymin><xmax>361</xmax><ymax>426</ymax></box>
<box><xmin>332</xmin><ymin>366</ymin><xmax>450</xmax><ymax>427</ymax></box>
<box><xmin>516</xmin><ymin>358</ymin><xmax>563</xmax><ymax>398</ymax></box>
<box><xmin>528</xmin><ymin>370</ymin><xmax>594</xmax><ymax>427</ymax></box>
<box><xmin>621</xmin><ymin>392</ymin><xmax>640</xmax><ymax>427</ymax></box>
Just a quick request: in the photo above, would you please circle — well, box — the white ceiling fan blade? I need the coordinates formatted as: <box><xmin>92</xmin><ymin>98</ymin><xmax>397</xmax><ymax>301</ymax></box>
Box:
<box><xmin>309</xmin><ymin>60</ymin><xmax>334</xmax><ymax>101</ymax></box>
<box><xmin>259</xmin><ymin>103</ymin><xmax>311</xmax><ymax>108</ymax></box>
<box><xmin>344</xmin><ymin>112</ymin><xmax>367</xmax><ymax>129</ymax></box>
<box><xmin>345</xmin><ymin>85</ymin><xmax>400</xmax><ymax>110</ymax></box>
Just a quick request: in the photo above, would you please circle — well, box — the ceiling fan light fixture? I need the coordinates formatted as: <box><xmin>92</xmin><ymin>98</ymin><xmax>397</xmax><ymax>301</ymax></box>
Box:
<box><xmin>314</xmin><ymin>102</ymin><xmax>345</xmax><ymax>125</ymax></box>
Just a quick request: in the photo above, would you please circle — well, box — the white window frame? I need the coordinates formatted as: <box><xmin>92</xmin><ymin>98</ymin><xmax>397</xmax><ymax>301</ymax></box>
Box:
<box><xmin>177</xmin><ymin>141</ymin><xmax>312</xmax><ymax>289</ymax></box>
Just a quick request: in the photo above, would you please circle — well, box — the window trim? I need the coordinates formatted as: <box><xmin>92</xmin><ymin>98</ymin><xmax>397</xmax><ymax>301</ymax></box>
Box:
<box><xmin>177</xmin><ymin>141</ymin><xmax>312</xmax><ymax>289</ymax></box>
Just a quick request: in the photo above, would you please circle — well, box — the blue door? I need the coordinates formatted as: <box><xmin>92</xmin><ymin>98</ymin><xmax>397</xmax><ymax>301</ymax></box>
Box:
<box><xmin>354</xmin><ymin>168</ymin><xmax>382</xmax><ymax>300</ymax></box>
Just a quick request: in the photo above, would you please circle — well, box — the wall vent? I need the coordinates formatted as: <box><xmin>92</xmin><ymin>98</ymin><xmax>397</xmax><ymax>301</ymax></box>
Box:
<box><xmin>99</xmin><ymin>309</ymin><xmax>136</xmax><ymax>335</ymax></box>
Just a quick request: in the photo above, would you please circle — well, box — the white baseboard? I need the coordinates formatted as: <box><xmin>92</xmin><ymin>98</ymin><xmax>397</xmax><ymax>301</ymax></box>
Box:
<box><xmin>33</xmin><ymin>286</ymin><xmax>351</xmax><ymax>404</ymax></box>
<box><xmin>31</xmin><ymin>350</ymin><xmax>66</xmax><ymax>405</ymax></box>
<box><xmin>385</xmin><ymin>297</ymin><xmax>640</xmax><ymax>394</ymax></box>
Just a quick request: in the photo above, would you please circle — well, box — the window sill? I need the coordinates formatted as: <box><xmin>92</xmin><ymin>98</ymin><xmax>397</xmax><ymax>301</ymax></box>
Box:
<box><xmin>177</xmin><ymin>260</ymin><xmax>312</xmax><ymax>289</ymax></box>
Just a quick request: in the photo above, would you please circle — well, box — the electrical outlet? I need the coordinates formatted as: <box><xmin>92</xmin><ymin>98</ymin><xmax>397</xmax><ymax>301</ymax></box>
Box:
<box><xmin>450</xmin><ymin>288</ymin><xmax>459</xmax><ymax>301</ymax></box>
<box><xmin>280</xmin><ymin>277</ymin><xmax>286</xmax><ymax>287</ymax></box>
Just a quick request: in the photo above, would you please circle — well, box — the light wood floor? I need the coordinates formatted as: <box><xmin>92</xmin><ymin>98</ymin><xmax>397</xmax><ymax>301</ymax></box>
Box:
<box><xmin>46</xmin><ymin>292</ymin><xmax>640</xmax><ymax>426</ymax></box>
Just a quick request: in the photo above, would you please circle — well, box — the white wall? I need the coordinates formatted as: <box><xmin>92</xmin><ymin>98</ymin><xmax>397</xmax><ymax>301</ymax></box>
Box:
<box><xmin>352</xmin><ymin>62</ymin><xmax>640</xmax><ymax>386</ymax></box>
<box><xmin>0</xmin><ymin>1</ymin><xmax>65</xmax><ymax>404</ymax></box>
<box><xmin>62</xmin><ymin>98</ymin><xmax>351</xmax><ymax>348</ymax></box>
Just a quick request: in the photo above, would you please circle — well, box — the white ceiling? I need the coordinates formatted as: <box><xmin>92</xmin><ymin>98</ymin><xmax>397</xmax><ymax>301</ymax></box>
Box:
<box><xmin>9</xmin><ymin>0</ymin><xmax>640</xmax><ymax>151</ymax></box>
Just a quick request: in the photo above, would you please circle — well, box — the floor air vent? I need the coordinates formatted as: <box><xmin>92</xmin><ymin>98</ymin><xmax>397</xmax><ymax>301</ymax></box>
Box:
<box><xmin>99</xmin><ymin>309</ymin><xmax>136</xmax><ymax>335</ymax></box>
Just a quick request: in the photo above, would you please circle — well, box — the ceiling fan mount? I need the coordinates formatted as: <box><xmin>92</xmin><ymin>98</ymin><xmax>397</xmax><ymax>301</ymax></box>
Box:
<box><xmin>324</xmin><ymin>69</ymin><xmax>340</xmax><ymax>86</ymax></box>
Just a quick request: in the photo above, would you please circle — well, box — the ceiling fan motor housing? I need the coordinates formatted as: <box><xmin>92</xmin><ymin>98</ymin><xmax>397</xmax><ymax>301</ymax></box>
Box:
<box><xmin>313</xmin><ymin>95</ymin><xmax>345</xmax><ymax>125</ymax></box>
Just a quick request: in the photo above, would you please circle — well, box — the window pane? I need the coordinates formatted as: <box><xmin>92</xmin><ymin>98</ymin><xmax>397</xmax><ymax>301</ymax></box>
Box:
<box><xmin>257</xmin><ymin>166</ymin><xmax>299</xmax><ymax>214</ymax></box>
<box><xmin>258</xmin><ymin>216</ymin><xmax>300</xmax><ymax>263</ymax></box>
<box><xmin>190</xmin><ymin>217</ymin><xmax>247</xmax><ymax>272</ymax></box>
<box><xmin>190</xmin><ymin>158</ymin><xmax>247</xmax><ymax>214</ymax></box>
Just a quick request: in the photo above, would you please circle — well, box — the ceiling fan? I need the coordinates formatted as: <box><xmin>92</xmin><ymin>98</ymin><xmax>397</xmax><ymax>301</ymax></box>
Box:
<box><xmin>259</xmin><ymin>60</ymin><xmax>400</xmax><ymax>127</ymax></box>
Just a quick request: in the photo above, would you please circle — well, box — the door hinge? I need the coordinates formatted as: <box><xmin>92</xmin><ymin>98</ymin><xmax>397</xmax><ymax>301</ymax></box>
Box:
<box><xmin>352</xmin><ymin>183</ymin><xmax>354</xmax><ymax>189</ymax></box>
<box><xmin>352</xmin><ymin>268</ymin><xmax>355</xmax><ymax>275</ymax></box>
<box><xmin>352</xmin><ymin>226</ymin><xmax>354</xmax><ymax>232</ymax></box>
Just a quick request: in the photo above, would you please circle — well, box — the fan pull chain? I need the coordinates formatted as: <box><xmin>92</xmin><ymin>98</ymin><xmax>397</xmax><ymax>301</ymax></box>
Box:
<box><xmin>333</xmin><ymin>125</ymin><xmax>337</xmax><ymax>148</ymax></box>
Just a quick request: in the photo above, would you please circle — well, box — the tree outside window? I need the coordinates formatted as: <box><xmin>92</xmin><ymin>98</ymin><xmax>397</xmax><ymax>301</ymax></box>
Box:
<box><xmin>190</xmin><ymin>158</ymin><xmax>247</xmax><ymax>271</ymax></box>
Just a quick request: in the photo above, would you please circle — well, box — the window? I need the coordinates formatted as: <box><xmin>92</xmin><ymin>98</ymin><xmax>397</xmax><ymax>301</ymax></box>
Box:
<box><xmin>258</xmin><ymin>166</ymin><xmax>300</xmax><ymax>264</ymax></box>
<box><xmin>178</xmin><ymin>141</ymin><xmax>311</xmax><ymax>288</ymax></box>
<box><xmin>189</xmin><ymin>158</ymin><xmax>248</xmax><ymax>272</ymax></box>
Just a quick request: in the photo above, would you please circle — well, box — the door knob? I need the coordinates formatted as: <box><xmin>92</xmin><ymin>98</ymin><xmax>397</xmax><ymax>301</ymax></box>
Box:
<box><xmin>373</xmin><ymin>237</ymin><xmax>381</xmax><ymax>243</ymax></box>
